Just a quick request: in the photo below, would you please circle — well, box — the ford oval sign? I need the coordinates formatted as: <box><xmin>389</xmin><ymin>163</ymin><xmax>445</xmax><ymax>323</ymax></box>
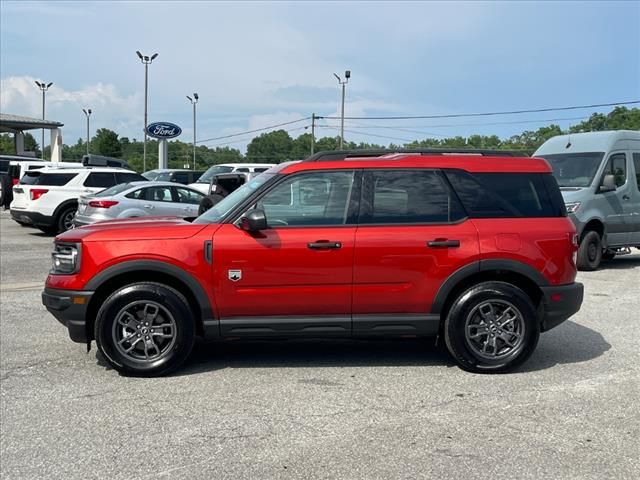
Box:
<box><xmin>146</xmin><ymin>122</ymin><xmax>182</xmax><ymax>139</ymax></box>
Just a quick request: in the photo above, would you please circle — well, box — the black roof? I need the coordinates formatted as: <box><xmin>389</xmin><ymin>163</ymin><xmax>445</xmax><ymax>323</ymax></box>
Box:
<box><xmin>305</xmin><ymin>148</ymin><xmax>527</xmax><ymax>162</ymax></box>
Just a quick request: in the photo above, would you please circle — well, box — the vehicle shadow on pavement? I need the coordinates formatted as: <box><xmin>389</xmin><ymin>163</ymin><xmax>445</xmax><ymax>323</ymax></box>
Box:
<box><xmin>94</xmin><ymin>322</ymin><xmax>610</xmax><ymax>376</ymax></box>
<box><xmin>177</xmin><ymin>338</ymin><xmax>455</xmax><ymax>376</ymax></box>
<box><xmin>599</xmin><ymin>255</ymin><xmax>640</xmax><ymax>270</ymax></box>
<box><xmin>518</xmin><ymin>320</ymin><xmax>611</xmax><ymax>373</ymax></box>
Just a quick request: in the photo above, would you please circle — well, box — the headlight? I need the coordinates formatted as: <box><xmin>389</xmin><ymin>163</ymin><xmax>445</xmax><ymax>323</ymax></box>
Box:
<box><xmin>51</xmin><ymin>242</ymin><xmax>81</xmax><ymax>274</ymax></box>
<box><xmin>565</xmin><ymin>202</ymin><xmax>581</xmax><ymax>213</ymax></box>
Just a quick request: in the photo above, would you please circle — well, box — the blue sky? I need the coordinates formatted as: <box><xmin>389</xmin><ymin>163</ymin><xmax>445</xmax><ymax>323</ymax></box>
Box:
<box><xmin>1</xmin><ymin>0</ymin><xmax>639</xmax><ymax>152</ymax></box>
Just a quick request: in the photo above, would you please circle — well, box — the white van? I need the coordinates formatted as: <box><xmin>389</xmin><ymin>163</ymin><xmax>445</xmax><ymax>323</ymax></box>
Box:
<box><xmin>534</xmin><ymin>130</ymin><xmax>640</xmax><ymax>270</ymax></box>
<box><xmin>188</xmin><ymin>163</ymin><xmax>274</xmax><ymax>194</ymax></box>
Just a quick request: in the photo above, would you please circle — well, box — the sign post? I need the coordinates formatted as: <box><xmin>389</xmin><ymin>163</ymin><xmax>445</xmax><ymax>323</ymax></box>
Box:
<box><xmin>145</xmin><ymin>122</ymin><xmax>182</xmax><ymax>170</ymax></box>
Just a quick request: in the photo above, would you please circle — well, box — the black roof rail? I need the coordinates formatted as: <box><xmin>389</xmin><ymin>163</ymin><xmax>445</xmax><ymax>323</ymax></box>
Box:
<box><xmin>304</xmin><ymin>148</ymin><xmax>528</xmax><ymax>161</ymax></box>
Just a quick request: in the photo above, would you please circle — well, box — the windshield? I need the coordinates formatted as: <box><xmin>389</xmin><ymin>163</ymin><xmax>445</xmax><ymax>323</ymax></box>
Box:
<box><xmin>94</xmin><ymin>183</ymin><xmax>134</xmax><ymax>197</ymax></box>
<box><xmin>197</xmin><ymin>165</ymin><xmax>235</xmax><ymax>183</ymax></box>
<box><xmin>195</xmin><ymin>173</ymin><xmax>275</xmax><ymax>224</ymax></box>
<box><xmin>143</xmin><ymin>170</ymin><xmax>160</xmax><ymax>181</ymax></box>
<box><xmin>537</xmin><ymin>152</ymin><xmax>604</xmax><ymax>188</ymax></box>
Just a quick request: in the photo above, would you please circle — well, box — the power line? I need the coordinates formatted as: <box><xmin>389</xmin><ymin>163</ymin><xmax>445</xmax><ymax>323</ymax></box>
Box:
<box><xmin>207</xmin><ymin>125</ymin><xmax>310</xmax><ymax>148</ymax></box>
<box><xmin>330</xmin><ymin>115</ymin><xmax>593</xmax><ymax>130</ymax></box>
<box><xmin>316</xmin><ymin>100</ymin><xmax>640</xmax><ymax>121</ymax></box>
<box><xmin>197</xmin><ymin>117</ymin><xmax>310</xmax><ymax>144</ymax></box>
<box><xmin>318</xmin><ymin>125</ymin><xmax>414</xmax><ymax>143</ymax></box>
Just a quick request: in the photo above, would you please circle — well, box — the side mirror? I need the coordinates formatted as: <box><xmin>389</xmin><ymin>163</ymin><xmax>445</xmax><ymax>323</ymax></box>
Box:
<box><xmin>599</xmin><ymin>174</ymin><xmax>616</xmax><ymax>193</ymax></box>
<box><xmin>240</xmin><ymin>209</ymin><xmax>267</xmax><ymax>232</ymax></box>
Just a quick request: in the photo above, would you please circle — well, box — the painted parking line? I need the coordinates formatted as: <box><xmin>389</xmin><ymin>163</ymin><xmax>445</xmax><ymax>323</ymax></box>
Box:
<box><xmin>0</xmin><ymin>282</ymin><xmax>43</xmax><ymax>293</ymax></box>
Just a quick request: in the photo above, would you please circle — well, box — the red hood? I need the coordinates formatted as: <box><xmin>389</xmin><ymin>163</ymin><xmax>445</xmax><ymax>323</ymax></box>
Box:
<box><xmin>57</xmin><ymin>216</ymin><xmax>211</xmax><ymax>242</ymax></box>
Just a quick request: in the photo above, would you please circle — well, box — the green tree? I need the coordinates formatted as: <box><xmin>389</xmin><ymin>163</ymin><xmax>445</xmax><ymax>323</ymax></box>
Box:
<box><xmin>246</xmin><ymin>129</ymin><xmax>293</xmax><ymax>163</ymax></box>
<box><xmin>0</xmin><ymin>132</ymin><xmax>41</xmax><ymax>156</ymax></box>
<box><xmin>92</xmin><ymin>128</ymin><xmax>122</xmax><ymax>158</ymax></box>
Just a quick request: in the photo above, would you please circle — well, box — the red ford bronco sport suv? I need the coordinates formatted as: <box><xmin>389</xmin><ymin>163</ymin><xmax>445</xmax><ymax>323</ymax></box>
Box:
<box><xmin>43</xmin><ymin>150</ymin><xmax>584</xmax><ymax>376</ymax></box>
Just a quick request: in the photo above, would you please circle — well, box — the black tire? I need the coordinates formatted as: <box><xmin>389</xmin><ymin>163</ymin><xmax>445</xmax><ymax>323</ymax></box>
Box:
<box><xmin>95</xmin><ymin>282</ymin><xmax>196</xmax><ymax>377</ymax></box>
<box><xmin>0</xmin><ymin>174</ymin><xmax>12</xmax><ymax>208</ymax></box>
<box><xmin>198</xmin><ymin>193</ymin><xmax>224</xmax><ymax>215</ymax></box>
<box><xmin>444</xmin><ymin>281</ymin><xmax>540</xmax><ymax>373</ymax></box>
<box><xmin>577</xmin><ymin>230</ymin><xmax>602</xmax><ymax>271</ymax></box>
<box><xmin>56</xmin><ymin>205</ymin><xmax>77</xmax><ymax>233</ymax></box>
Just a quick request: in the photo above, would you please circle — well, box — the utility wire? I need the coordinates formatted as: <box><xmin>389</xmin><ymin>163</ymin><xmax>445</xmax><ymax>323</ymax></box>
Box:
<box><xmin>316</xmin><ymin>100</ymin><xmax>639</xmax><ymax>121</ymax></box>
<box><xmin>327</xmin><ymin>115</ymin><xmax>592</xmax><ymax>131</ymax></box>
<box><xmin>318</xmin><ymin>125</ymin><xmax>414</xmax><ymax>143</ymax></box>
<box><xmin>197</xmin><ymin>117</ymin><xmax>310</xmax><ymax>144</ymax></box>
<box><xmin>207</xmin><ymin>125</ymin><xmax>310</xmax><ymax>147</ymax></box>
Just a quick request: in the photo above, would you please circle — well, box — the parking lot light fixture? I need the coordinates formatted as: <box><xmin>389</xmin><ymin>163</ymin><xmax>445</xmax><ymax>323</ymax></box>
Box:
<box><xmin>333</xmin><ymin>70</ymin><xmax>350</xmax><ymax>149</ymax></box>
<box><xmin>187</xmin><ymin>93</ymin><xmax>199</xmax><ymax>170</ymax></box>
<box><xmin>82</xmin><ymin>109</ymin><xmax>92</xmax><ymax>154</ymax></box>
<box><xmin>136</xmin><ymin>51</ymin><xmax>159</xmax><ymax>172</ymax></box>
<box><xmin>34</xmin><ymin>80</ymin><xmax>53</xmax><ymax>160</ymax></box>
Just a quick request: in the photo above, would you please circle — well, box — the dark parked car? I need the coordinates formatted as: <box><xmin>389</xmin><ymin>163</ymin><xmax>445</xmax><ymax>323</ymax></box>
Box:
<box><xmin>143</xmin><ymin>169</ymin><xmax>205</xmax><ymax>185</ymax></box>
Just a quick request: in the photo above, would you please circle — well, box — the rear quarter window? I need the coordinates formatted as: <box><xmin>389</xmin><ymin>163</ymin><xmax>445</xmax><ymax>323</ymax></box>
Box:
<box><xmin>445</xmin><ymin>170</ymin><xmax>566</xmax><ymax>218</ymax></box>
<box><xmin>20</xmin><ymin>172</ymin><xmax>77</xmax><ymax>186</ymax></box>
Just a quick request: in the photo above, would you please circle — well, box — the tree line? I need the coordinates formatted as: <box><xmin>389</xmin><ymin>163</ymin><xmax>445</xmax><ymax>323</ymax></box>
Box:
<box><xmin>1</xmin><ymin>106</ymin><xmax>637</xmax><ymax>172</ymax></box>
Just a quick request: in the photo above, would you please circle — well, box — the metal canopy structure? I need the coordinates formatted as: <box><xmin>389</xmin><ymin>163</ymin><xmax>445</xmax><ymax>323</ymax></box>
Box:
<box><xmin>0</xmin><ymin>113</ymin><xmax>64</xmax><ymax>161</ymax></box>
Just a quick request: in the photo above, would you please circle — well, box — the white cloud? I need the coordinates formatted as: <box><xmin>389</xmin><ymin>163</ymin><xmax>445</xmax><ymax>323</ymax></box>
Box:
<box><xmin>1</xmin><ymin>75</ymin><xmax>142</xmax><ymax>143</ymax></box>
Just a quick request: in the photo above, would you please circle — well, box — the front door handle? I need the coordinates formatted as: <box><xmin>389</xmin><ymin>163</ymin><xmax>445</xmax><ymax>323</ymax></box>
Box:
<box><xmin>427</xmin><ymin>239</ymin><xmax>460</xmax><ymax>248</ymax></box>
<box><xmin>622</xmin><ymin>195</ymin><xmax>630</xmax><ymax>200</ymax></box>
<box><xmin>143</xmin><ymin>204</ymin><xmax>154</xmax><ymax>209</ymax></box>
<box><xmin>308</xmin><ymin>240</ymin><xmax>342</xmax><ymax>250</ymax></box>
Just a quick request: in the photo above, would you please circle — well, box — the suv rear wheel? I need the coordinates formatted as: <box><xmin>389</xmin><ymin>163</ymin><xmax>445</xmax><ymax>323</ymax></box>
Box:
<box><xmin>444</xmin><ymin>281</ymin><xmax>540</xmax><ymax>373</ymax></box>
<box><xmin>95</xmin><ymin>282</ymin><xmax>196</xmax><ymax>377</ymax></box>
<box><xmin>577</xmin><ymin>230</ymin><xmax>602</xmax><ymax>271</ymax></box>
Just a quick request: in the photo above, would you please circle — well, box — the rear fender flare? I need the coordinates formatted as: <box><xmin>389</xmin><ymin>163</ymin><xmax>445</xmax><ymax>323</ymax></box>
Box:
<box><xmin>431</xmin><ymin>259</ymin><xmax>549</xmax><ymax>314</ymax></box>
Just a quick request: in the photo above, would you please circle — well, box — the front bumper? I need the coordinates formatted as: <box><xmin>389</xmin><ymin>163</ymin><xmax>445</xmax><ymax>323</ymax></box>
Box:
<box><xmin>10</xmin><ymin>209</ymin><xmax>54</xmax><ymax>228</ymax></box>
<box><xmin>42</xmin><ymin>287</ymin><xmax>94</xmax><ymax>343</ymax></box>
<box><xmin>540</xmin><ymin>282</ymin><xmax>584</xmax><ymax>332</ymax></box>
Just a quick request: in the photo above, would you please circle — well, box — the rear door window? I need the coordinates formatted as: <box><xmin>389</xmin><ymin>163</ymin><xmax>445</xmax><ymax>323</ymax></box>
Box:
<box><xmin>633</xmin><ymin>153</ymin><xmax>640</xmax><ymax>190</ymax></box>
<box><xmin>361</xmin><ymin>169</ymin><xmax>465</xmax><ymax>224</ymax></box>
<box><xmin>20</xmin><ymin>172</ymin><xmax>77</xmax><ymax>186</ymax></box>
<box><xmin>83</xmin><ymin>172</ymin><xmax>117</xmax><ymax>188</ymax></box>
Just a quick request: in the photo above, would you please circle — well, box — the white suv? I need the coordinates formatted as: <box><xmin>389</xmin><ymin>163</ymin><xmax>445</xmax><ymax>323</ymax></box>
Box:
<box><xmin>188</xmin><ymin>163</ymin><xmax>274</xmax><ymax>193</ymax></box>
<box><xmin>10</xmin><ymin>167</ymin><xmax>145</xmax><ymax>233</ymax></box>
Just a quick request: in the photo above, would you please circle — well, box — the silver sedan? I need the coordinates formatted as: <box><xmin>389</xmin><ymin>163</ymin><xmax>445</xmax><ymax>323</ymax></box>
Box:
<box><xmin>73</xmin><ymin>181</ymin><xmax>205</xmax><ymax>227</ymax></box>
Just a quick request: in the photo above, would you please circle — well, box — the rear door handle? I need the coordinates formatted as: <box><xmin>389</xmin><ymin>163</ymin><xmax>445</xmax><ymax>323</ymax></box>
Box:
<box><xmin>308</xmin><ymin>240</ymin><xmax>342</xmax><ymax>250</ymax></box>
<box><xmin>143</xmin><ymin>204</ymin><xmax>154</xmax><ymax>209</ymax></box>
<box><xmin>622</xmin><ymin>195</ymin><xmax>630</xmax><ymax>200</ymax></box>
<box><xmin>427</xmin><ymin>239</ymin><xmax>460</xmax><ymax>248</ymax></box>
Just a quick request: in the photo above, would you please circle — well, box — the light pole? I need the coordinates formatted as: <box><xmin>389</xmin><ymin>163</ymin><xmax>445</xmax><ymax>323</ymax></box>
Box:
<box><xmin>82</xmin><ymin>108</ymin><xmax>92</xmax><ymax>154</ymax></box>
<box><xmin>34</xmin><ymin>80</ymin><xmax>53</xmax><ymax>159</ymax></box>
<box><xmin>333</xmin><ymin>70</ymin><xmax>350</xmax><ymax>149</ymax></box>
<box><xmin>186</xmin><ymin>93</ymin><xmax>199</xmax><ymax>170</ymax></box>
<box><xmin>136</xmin><ymin>51</ymin><xmax>158</xmax><ymax>172</ymax></box>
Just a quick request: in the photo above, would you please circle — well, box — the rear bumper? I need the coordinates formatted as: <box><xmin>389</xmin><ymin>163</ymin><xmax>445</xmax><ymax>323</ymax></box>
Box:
<box><xmin>10</xmin><ymin>209</ymin><xmax>54</xmax><ymax>228</ymax></box>
<box><xmin>42</xmin><ymin>287</ymin><xmax>94</xmax><ymax>343</ymax></box>
<box><xmin>540</xmin><ymin>282</ymin><xmax>584</xmax><ymax>332</ymax></box>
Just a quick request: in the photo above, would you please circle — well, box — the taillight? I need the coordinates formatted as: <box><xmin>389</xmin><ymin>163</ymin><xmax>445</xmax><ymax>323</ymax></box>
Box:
<box><xmin>88</xmin><ymin>200</ymin><xmax>119</xmax><ymax>208</ymax></box>
<box><xmin>30</xmin><ymin>189</ymin><xmax>49</xmax><ymax>200</ymax></box>
<box><xmin>12</xmin><ymin>178</ymin><xmax>19</xmax><ymax>186</ymax></box>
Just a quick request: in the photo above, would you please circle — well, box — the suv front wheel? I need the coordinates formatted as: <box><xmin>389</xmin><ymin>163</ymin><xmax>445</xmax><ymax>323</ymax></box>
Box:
<box><xmin>95</xmin><ymin>282</ymin><xmax>196</xmax><ymax>377</ymax></box>
<box><xmin>444</xmin><ymin>282</ymin><xmax>540</xmax><ymax>373</ymax></box>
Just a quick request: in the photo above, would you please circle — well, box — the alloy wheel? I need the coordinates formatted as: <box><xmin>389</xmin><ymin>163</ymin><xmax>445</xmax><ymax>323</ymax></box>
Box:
<box><xmin>464</xmin><ymin>300</ymin><xmax>526</xmax><ymax>361</ymax></box>
<box><xmin>112</xmin><ymin>300</ymin><xmax>177</xmax><ymax>363</ymax></box>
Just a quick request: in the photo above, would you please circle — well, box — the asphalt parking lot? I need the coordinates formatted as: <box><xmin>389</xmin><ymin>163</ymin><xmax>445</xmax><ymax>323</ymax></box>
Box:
<box><xmin>1</xmin><ymin>209</ymin><xmax>639</xmax><ymax>479</ymax></box>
